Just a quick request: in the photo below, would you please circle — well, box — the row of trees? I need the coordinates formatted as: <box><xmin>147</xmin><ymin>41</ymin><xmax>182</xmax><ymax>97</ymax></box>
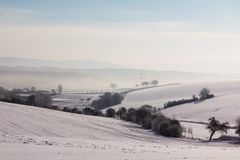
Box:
<box><xmin>0</xmin><ymin>86</ymin><xmax>56</xmax><ymax>108</ymax></box>
<box><xmin>61</xmin><ymin>106</ymin><xmax>103</xmax><ymax>116</ymax></box>
<box><xmin>164</xmin><ymin>96</ymin><xmax>198</xmax><ymax>109</ymax></box>
<box><xmin>111</xmin><ymin>105</ymin><xmax>182</xmax><ymax>138</ymax></box>
<box><xmin>135</xmin><ymin>80</ymin><xmax>159</xmax><ymax>88</ymax></box>
<box><xmin>110</xmin><ymin>80</ymin><xmax>159</xmax><ymax>89</ymax></box>
<box><xmin>1</xmin><ymin>92</ymin><xmax>53</xmax><ymax>108</ymax></box>
<box><xmin>0</xmin><ymin>85</ymin><xmax>63</xmax><ymax>95</ymax></box>
<box><xmin>164</xmin><ymin>88</ymin><xmax>214</xmax><ymax>109</ymax></box>
<box><xmin>57</xmin><ymin>105</ymin><xmax>182</xmax><ymax>138</ymax></box>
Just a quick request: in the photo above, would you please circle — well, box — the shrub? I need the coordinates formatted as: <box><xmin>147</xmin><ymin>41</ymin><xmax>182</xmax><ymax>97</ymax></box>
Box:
<box><xmin>91</xmin><ymin>92</ymin><xmax>124</xmax><ymax>110</ymax></box>
<box><xmin>116</xmin><ymin>107</ymin><xmax>127</xmax><ymax>119</ymax></box>
<box><xmin>126</xmin><ymin>107</ymin><xmax>139</xmax><ymax>123</ymax></box>
<box><xmin>151</xmin><ymin>114</ymin><xmax>167</xmax><ymax>132</ymax></box>
<box><xmin>26</xmin><ymin>95</ymin><xmax>36</xmax><ymax>106</ymax></box>
<box><xmin>81</xmin><ymin>107</ymin><xmax>103</xmax><ymax>116</ymax></box>
<box><xmin>105</xmin><ymin>108</ymin><xmax>116</xmax><ymax>118</ymax></box>
<box><xmin>34</xmin><ymin>93</ymin><xmax>52</xmax><ymax>108</ymax></box>
<box><xmin>83</xmin><ymin>107</ymin><xmax>95</xmax><ymax>115</ymax></box>
<box><xmin>135</xmin><ymin>105</ymin><xmax>154</xmax><ymax>125</ymax></box>
<box><xmin>63</xmin><ymin>107</ymin><xmax>71</xmax><ymax>112</ymax></box>
<box><xmin>71</xmin><ymin>107</ymin><xmax>79</xmax><ymax>113</ymax></box>
<box><xmin>170</xmin><ymin>119</ymin><xmax>181</xmax><ymax>126</ymax></box>
<box><xmin>166</xmin><ymin>124</ymin><xmax>182</xmax><ymax>138</ymax></box>
<box><xmin>51</xmin><ymin>105</ymin><xmax>60</xmax><ymax>110</ymax></box>
<box><xmin>142</xmin><ymin>115</ymin><xmax>153</xmax><ymax>129</ymax></box>
<box><xmin>158</xmin><ymin>120</ymin><xmax>171</xmax><ymax>135</ymax></box>
<box><xmin>150</xmin><ymin>80</ymin><xmax>159</xmax><ymax>86</ymax></box>
<box><xmin>151</xmin><ymin>114</ymin><xmax>182</xmax><ymax>138</ymax></box>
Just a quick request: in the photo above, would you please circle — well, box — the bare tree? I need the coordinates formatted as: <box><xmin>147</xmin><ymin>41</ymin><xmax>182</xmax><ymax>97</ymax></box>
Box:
<box><xmin>110</xmin><ymin>83</ymin><xmax>118</xmax><ymax>89</ymax></box>
<box><xmin>141</xmin><ymin>81</ymin><xmax>150</xmax><ymax>87</ymax></box>
<box><xmin>206</xmin><ymin>117</ymin><xmax>229</xmax><ymax>141</ymax></box>
<box><xmin>150</xmin><ymin>80</ymin><xmax>159</xmax><ymax>86</ymax></box>
<box><xmin>57</xmin><ymin>84</ymin><xmax>63</xmax><ymax>94</ymax></box>
<box><xmin>30</xmin><ymin>86</ymin><xmax>36</xmax><ymax>92</ymax></box>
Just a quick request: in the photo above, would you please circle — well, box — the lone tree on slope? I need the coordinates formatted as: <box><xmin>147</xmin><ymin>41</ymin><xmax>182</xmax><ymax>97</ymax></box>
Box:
<box><xmin>150</xmin><ymin>80</ymin><xmax>159</xmax><ymax>86</ymax></box>
<box><xmin>141</xmin><ymin>81</ymin><xmax>150</xmax><ymax>87</ymax></box>
<box><xmin>110</xmin><ymin>83</ymin><xmax>118</xmax><ymax>89</ymax></box>
<box><xmin>57</xmin><ymin>84</ymin><xmax>63</xmax><ymax>94</ymax></box>
<box><xmin>199</xmin><ymin>88</ymin><xmax>210</xmax><ymax>100</ymax></box>
<box><xmin>206</xmin><ymin>117</ymin><xmax>229</xmax><ymax>141</ymax></box>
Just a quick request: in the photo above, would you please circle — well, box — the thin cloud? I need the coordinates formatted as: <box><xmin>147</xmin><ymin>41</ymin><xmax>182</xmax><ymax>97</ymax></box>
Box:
<box><xmin>0</xmin><ymin>8</ymin><xmax>34</xmax><ymax>20</ymax></box>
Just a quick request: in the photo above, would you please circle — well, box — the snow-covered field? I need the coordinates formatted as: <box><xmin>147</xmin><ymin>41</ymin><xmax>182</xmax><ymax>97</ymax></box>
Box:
<box><xmin>1</xmin><ymin>81</ymin><xmax>240</xmax><ymax>159</ymax></box>
<box><xmin>114</xmin><ymin>81</ymin><xmax>240</xmax><ymax>124</ymax></box>
<box><xmin>52</xmin><ymin>92</ymin><xmax>100</xmax><ymax>109</ymax></box>
<box><xmin>111</xmin><ymin>81</ymin><xmax>240</xmax><ymax>140</ymax></box>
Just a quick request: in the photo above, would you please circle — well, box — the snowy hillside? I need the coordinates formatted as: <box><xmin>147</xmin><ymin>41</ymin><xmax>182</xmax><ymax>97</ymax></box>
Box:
<box><xmin>105</xmin><ymin>81</ymin><xmax>240</xmax><ymax>140</ymax></box>
<box><xmin>114</xmin><ymin>81</ymin><xmax>240</xmax><ymax>124</ymax></box>
<box><xmin>1</xmin><ymin>101</ymin><xmax>240</xmax><ymax>159</ymax></box>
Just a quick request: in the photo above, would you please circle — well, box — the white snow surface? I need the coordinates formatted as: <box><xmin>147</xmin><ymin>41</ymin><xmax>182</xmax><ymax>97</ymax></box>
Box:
<box><xmin>114</xmin><ymin>81</ymin><xmax>240</xmax><ymax>124</ymax></box>
<box><xmin>1</xmin><ymin>81</ymin><xmax>240</xmax><ymax>159</ymax></box>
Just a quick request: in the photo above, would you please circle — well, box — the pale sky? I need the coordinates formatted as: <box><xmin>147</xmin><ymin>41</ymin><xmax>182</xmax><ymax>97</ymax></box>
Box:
<box><xmin>1</xmin><ymin>0</ymin><xmax>240</xmax><ymax>73</ymax></box>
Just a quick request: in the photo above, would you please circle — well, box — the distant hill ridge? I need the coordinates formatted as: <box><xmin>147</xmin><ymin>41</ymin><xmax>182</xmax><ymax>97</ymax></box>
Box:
<box><xmin>0</xmin><ymin>57</ymin><xmax>124</xmax><ymax>69</ymax></box>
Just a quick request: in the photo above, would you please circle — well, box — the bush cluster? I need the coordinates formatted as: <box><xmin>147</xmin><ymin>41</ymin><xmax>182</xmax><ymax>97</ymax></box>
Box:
<box><xmin>0</xmin><ymin>86</ymin><xmax>53</xmax><ymax>108</ymax></box>
<box><xmin>115</xmin><ymin>105</ymin><xmax>182</xmax><ymax>138</ymax></box>
<box><xmin>91</xmin><ymin>92</ymin><xmax>124</xmax><ymax>110</ymax></box>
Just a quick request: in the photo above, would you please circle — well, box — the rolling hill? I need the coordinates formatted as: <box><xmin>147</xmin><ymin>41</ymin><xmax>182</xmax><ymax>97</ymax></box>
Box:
<box><xmin>108</xmin><ymin>81</ymin><xmax>240</xmax><ymax>140</ymax></box>
<box><xmin>0</xmin><ymin>101</ymin><xmax>240</xmax><ymax>160</ymax></box>
<box><xmin>114</xmin><ymin>81</ymin><xmax>240</xmax><ymax>124</ymax></box>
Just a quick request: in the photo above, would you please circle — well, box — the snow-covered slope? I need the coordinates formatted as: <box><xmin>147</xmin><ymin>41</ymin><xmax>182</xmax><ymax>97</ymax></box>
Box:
<box><xmin>0</xmin><ymin>100</ymin><xmax>240</xmax><ymax>159</ymax></box>
<box><xmin>0</xmin><ymin>102</ymin><xmax>160</xmax><ymax>141</ymax></box>
<box><xmin>108</xmin><ymin>81</ymin><xmax>240</xmax><ymax>140</ymax></box>
<box><xmin>114</xmin><ymin>81</ymin><xmax>240</xmax><ymax>124</ymax></box>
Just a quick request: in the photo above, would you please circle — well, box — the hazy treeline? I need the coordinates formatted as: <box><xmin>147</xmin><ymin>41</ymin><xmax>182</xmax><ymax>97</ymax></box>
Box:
<box><xmin>0</xmin><ymin>86</ymin><xmax>60</xmax><ymax>108</ymax></box>
<box><xmin>0</xmin><ymin>66</ymin><xmax>233</xmax><ymax>90</ymax></box>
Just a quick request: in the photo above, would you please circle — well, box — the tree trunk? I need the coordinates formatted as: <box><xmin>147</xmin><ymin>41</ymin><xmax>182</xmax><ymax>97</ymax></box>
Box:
<box><xmin>209</xmin><ymin>131</ymin><xmax>216</xmax><ymax>141</ymax></box>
